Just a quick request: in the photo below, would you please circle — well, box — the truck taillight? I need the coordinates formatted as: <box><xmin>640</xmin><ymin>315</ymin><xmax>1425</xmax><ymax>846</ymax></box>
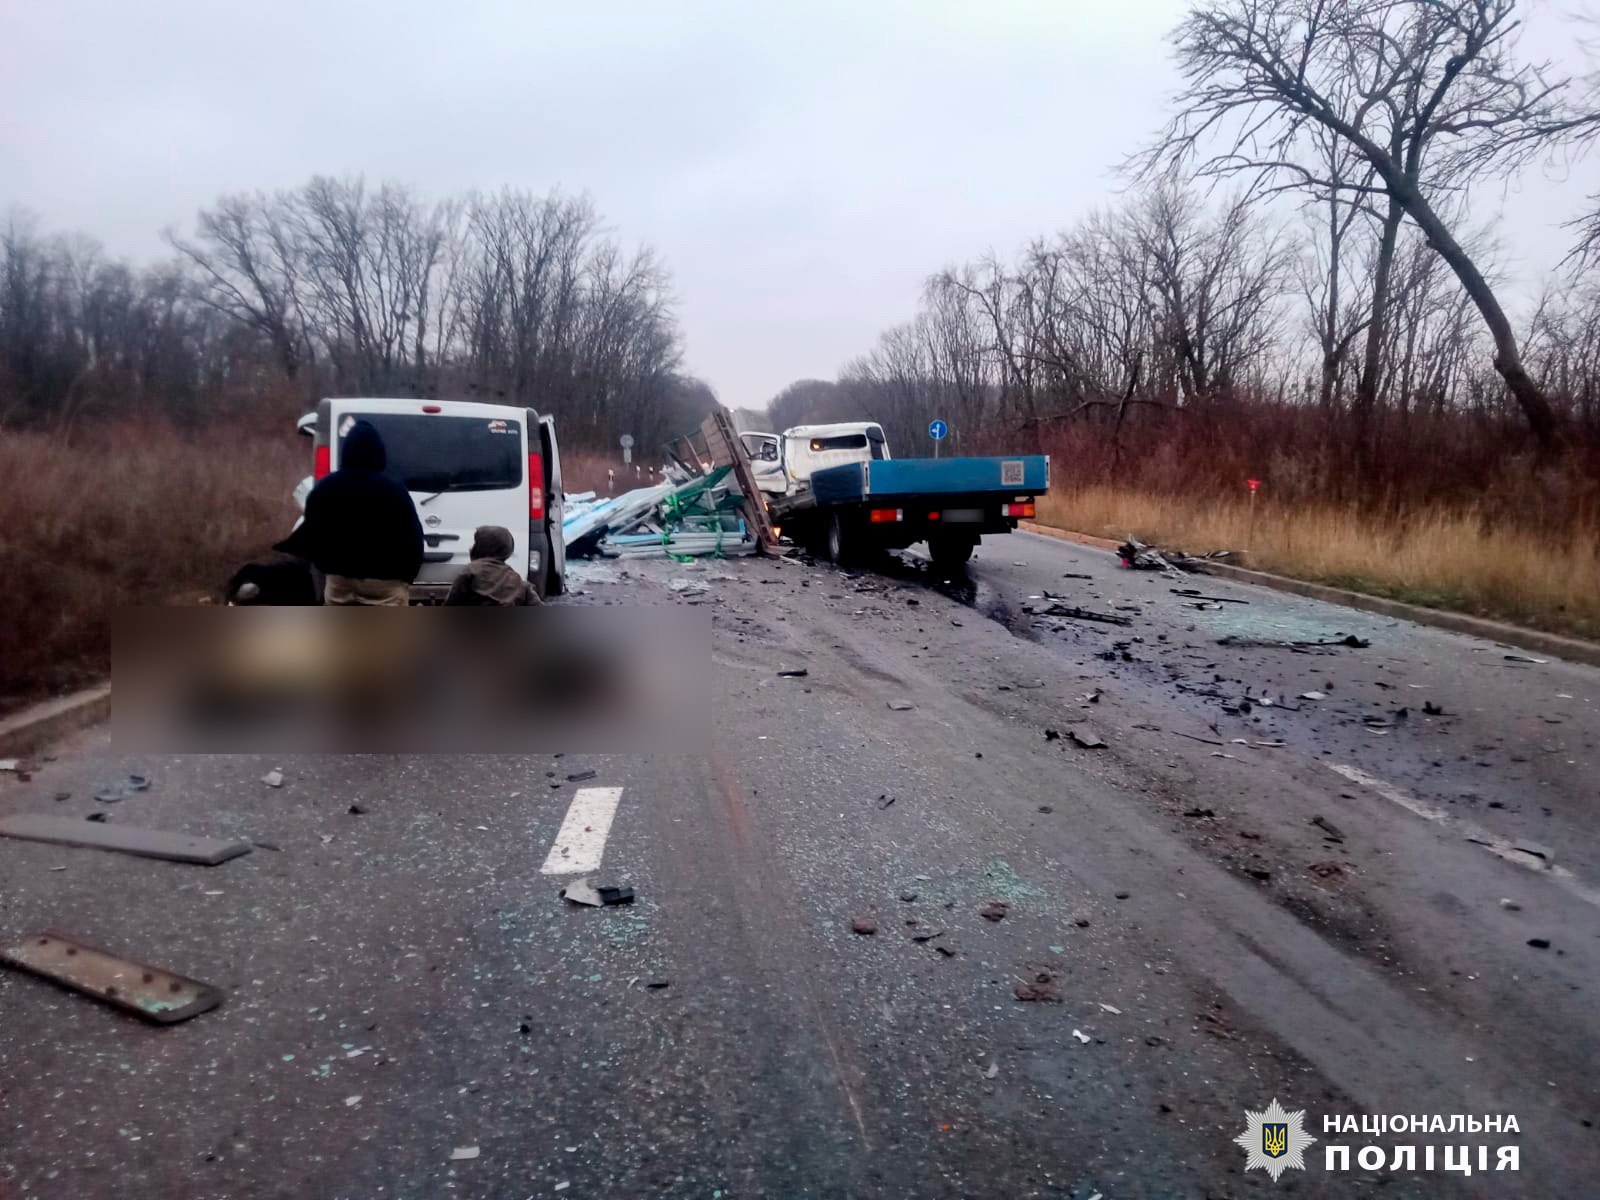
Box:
<box><xmin>314</xmin><ymin>445</ymin><xmax>331</xmax><ymax>479</ymax></box>
<box><xmin>528</xmin><ymin>451</ymin><xmax>545</xmax><ymax>520</ymax></box>
<box><xmin>1003</xmin><ymin>501</ymin><xmax>1035</xmax><ymax>518</ymax></box>
<box><xmin>869</xmin><ymin>508</ymin><xmax>902</xmax><ymax>524</ymax></box>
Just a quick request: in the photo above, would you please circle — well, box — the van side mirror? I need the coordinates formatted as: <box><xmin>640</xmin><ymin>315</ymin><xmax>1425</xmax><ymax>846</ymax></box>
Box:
<box><xmin>296</xmin><ymin>413</ymin><xmax>316</xmax><ymax>438</ymax></box>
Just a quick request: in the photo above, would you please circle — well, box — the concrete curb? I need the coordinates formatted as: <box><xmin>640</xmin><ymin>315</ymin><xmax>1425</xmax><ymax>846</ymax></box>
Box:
<box><xmin>1018</xmin><ymin>521</ymin><xmax>1600</xmax><ymax>670</ymax></box>
<box><xmin>0</xmin><ymin>684</ymin><xmax>111</xmax><ymax>760</ymax></box>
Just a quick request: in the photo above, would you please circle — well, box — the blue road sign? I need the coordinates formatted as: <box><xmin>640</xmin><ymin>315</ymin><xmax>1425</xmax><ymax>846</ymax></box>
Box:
<box><xmin>928</xmin><ymin>419</ymin><xmax>948</xmax><ymax>440</ymax></box>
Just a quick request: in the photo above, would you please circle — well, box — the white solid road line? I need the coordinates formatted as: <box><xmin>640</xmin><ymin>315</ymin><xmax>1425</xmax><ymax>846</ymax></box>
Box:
<box><xmin>1327</xmin><ymin>763</ymin><xmax>1600</xmax><ymax>909</ymax></box>
<box><xmin>541</xmin><ymin>787</ymin><xmax>624</xmax><ymax>876</ymax></box>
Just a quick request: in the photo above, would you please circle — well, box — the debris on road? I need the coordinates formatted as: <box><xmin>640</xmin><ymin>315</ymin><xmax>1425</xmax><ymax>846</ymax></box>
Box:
<box><xmin>1013</xmin><ymin>972</ymin><xmax>1062</xmax><ymax>1002</ymax></box>
<box><xmin>1068</xmin><ymin>726</ymin><xmax>1107</xmax><ymax>749</ymax></box>
<box><xmin>560</xmin><ymin>879</ymin><xmax>634</xmax><ymax>907</ymax></box>
<box><xmin>1098</xmin><ymin>1002</ymin><xmax>1122</xmax><ymax>1014</ymax></box>
<box><xmin>979</xmin><ymin>901</ymin><xmax>1009</xmax><ymax>922</ymax></box>
<box><xmin>92</xmin><ymin>774</ymin><xmax>150</xmax><ymax>804</ymax></box>
<box><xmin>1118</xmin><ymin>536</ymin><xmax>1231</xmax><ymax>574</ymax></box>
<box><xmin>1218</xmin><ymin>634</ymin><xmax>1369</xmax><ymax>651</ymax></box>
<box><xmin>347</xmin><ymin>803</ymin><xmax>367</xmax><ymax>815</ymax></box>
<box><xmin>0</xmin><ymin>815</ymin><xmax>252</xmax><ymax>865</ymax></box>
<box><xmin>1183</xmin><ymin>807</ymin><xmax>1215</xmax><ymax>819</ymax></box>
<box><xmin>449</xmin><ymin>1147</ymin><xmax>480</xmax><ymax>1162</ymax></box>
<box><xmin>1171</xmin><ymin>588</ymin><xmax>1248</xmax><ymax>604</ymax></box>
<box><xmin>777</xmin><ymin>668</ymin><xmax>809</xmax><ymax>678</ymax></box>
<box><xmin>887</xmin><ymin>700</ymin><xmax>914</xmax><ymax>711</ymax></box>
<box><xmin>0</xmin><ymin>759</ymin><xmax>21</xmax><ymax>773</ymax></box>
<box><xmin>1025</xmin><ymin>602</ymin><xmax>1133</xmax><ymax>627</ymax></box>
<box><xmin>261</xmin><ymin>770</ymin><xmax>284</xmax><ymax>788</ymax></box>
<box><xmin>565</xmin><ymin>769</ymin><xmax>598</xmax><ymax>783</ymax></box>
<box><xmin>0</xmin><ymin>930</ymin><xmax>222</xmax><ymax>1024</ymax></box>
<box><xmin>1504</xmin><ymin>654</ymin><xmax>1548</xmax><ymax>665</ymax></box>
<box><xmin>1300</xmin><ymin>691</ymin><xmax>1328</xmax><ymax>700</ymax></box>
<box><xmin>1311</xmin><ymin>816</ymin><xmax>1346</xmax><ymax>842</ymax></box>
<box><xmin>851</xmin><ymin>916</ymin><xmax>879</xmax><ymax>936</ymax></box>
<box><xmin>1527</xmin><ymin>938</ymin><xmax>1551</xmax><ymax>950</ymax></box>
<box><xmin>1173</xmin><ymin>730</ymin><xmax>1224</xmax><ymax>746</ymax></box>
<box><xmin>1071</xmin><ymin>1028</ymin><xmax>1092</xmax><ymax>1043</ymax></box>
<box><xmin>1423</xmin><ymin>701</ymin><xmax>1445</xmax><ymax>716</ymax></box>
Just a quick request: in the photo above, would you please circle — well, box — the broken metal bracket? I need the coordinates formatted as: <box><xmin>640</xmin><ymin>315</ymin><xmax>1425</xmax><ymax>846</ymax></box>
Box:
<box><xmin>0</xmin><ymin>930</ymin><xmax>223</xmax><ymax>1024</ymax></box>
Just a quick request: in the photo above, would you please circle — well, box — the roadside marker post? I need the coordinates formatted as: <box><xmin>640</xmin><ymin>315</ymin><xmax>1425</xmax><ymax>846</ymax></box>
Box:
<box><xmin>1246</xmin><ymin>478</ymin><xmax>1261</xmax><ymax>557</ymax></box>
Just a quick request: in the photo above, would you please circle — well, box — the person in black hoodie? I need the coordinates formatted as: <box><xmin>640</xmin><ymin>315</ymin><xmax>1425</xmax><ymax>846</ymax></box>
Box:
<box><xmin>275</xmin><ymin>420</ymin><xmax>423</xmax><ymax>605</ymax></box>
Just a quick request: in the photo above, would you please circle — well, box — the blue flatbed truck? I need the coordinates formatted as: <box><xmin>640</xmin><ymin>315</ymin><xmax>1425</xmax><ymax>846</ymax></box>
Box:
<box><xmin>769</xmin><ymin>451</ymin><xmax>1051</xmax><ymax>569</ymax></box>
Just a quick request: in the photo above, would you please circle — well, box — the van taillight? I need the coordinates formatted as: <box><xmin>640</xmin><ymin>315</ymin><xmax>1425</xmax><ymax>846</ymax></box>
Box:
<box><xmin>314</xmin><ymin>445</ymin><xmax>331</xmax><ymax>479</ymax></box>
<box><xmin>528</xmin><ymin>451</ymin><xmax>545</xmax><ymax>520</ymax></box>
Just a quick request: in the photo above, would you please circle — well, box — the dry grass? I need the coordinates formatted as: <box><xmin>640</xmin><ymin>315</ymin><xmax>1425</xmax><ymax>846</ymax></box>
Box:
<box><xmin>1037</xmin><ymin>485</ymin><xmax>1600</xmax><ymax>641</ymax></box>
<box><xmin>560</xmin><ymin>450</ymin><xmax>658</xmax><ymax>497</ymax></box>
<box><xmin>0</xmin><ymin>420</ymin><xmax>304</xmax><ymax>708</ymax></box>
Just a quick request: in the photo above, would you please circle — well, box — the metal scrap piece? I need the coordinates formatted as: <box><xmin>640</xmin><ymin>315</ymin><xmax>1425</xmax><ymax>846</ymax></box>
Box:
<box><xmin>0</xmin><ymin>930</ymin><xmax>222</xmax><ymax>1024</ymax></box>
<box><xmin>0</xmin><ymin>814</ymin><xmax>252</xmax><ymax>865</ymax></box>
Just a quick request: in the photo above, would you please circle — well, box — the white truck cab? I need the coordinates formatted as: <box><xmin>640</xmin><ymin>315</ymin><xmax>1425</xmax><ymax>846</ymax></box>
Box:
<box><xmin>777</xmin><ymin>422</ymin><xmax>889</xmax><ymax>493</ymax></box>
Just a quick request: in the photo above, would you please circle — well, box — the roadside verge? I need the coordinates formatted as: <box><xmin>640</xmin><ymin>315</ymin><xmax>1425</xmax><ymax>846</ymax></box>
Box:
<box><xmin>1018</xmin><ymin>520</ymin><xmax>1600</xmax><ymax>671</ymax></box>
<box><xmin>0</xmin><ymin>685</ymin><xmax>111</xmax><ymax>760</ymax></box>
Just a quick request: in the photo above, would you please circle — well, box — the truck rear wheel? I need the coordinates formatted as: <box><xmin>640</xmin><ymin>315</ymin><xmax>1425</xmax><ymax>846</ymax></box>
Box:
<box><xmin>826</xmin><ymin>512</ymin><xmax>848</xmax><ymax>565</ymax></box>
<box><xmin>928</xmin><ymin>534</ymin><xmax>975</xmax><ymax>573</ymax></box>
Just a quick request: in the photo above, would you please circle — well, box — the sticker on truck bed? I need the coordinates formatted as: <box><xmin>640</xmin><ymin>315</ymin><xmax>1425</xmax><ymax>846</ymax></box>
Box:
<box><xmin>1001</xmin><ymin>459</ymin><xmax>1025</xmax><ymax>486</ymax></box>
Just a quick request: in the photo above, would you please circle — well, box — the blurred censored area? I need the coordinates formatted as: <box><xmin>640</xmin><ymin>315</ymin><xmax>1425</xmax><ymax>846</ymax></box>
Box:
<box><xmin>113</xmin><ymin>607</ymin><xmax>708</xmax><ymax>754</ymax></box>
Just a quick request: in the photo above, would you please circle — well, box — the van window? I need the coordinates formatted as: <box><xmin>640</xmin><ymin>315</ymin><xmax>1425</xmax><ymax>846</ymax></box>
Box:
<box><xmin>341</xmin><ymin>413</ymin><xmax>522</xmax><ymax>492</ymax></box>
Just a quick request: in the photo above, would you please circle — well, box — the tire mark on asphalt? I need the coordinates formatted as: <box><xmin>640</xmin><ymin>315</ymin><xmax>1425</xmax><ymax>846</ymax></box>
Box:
<box><xmin>709</xmin><ymin>748</ymin><xmax>874</xmax><ymax>1150</ymax></box>
<box><xmin>1327</xmin><ymin>762</ymin><xmax>1600</xmax><ymax>908</ymax></box>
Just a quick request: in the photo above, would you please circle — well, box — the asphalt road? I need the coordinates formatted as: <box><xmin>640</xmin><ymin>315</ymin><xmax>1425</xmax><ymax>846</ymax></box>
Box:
<box><xmin>1</xmin><ymin>531</ymin><xmax>1596</xmax><ymax>1198</ymax></box>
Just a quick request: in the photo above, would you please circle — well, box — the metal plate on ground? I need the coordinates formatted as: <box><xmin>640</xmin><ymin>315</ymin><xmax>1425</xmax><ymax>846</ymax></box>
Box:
<box><xmin>0</xmin><ymin>814</ymin><xmax>252</xmax><ymax>865</ymax></box>
<box><xmin>1</xmin><ymin>930</ymin><xmax>222</xmax><ymax>1024</ymax></box>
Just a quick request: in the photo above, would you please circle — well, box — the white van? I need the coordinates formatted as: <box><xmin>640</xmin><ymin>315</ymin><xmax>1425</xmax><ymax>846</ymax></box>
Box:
<box><xmin>297</xmin><ymin>397</ymin><xmax>566</xmax><ymax>600</ymax></box>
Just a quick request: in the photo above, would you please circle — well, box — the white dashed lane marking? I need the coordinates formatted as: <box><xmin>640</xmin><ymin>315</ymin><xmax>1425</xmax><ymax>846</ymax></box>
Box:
<box><xmin>540</xmin><ymin>787</ymin><xmax>624</xmax><ymax>875</ymax></box>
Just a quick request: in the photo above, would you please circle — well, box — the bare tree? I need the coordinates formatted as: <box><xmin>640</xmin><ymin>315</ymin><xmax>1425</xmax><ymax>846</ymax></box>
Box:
<box><xmin>168</xmin><ymin>193</ymin><xmax>311</xmax><ymax>386</ymax></box>
<box><xmin>1144</xmin><ymin>0</ymin><xmax>1600</xmax><ymax>450</ymax></box>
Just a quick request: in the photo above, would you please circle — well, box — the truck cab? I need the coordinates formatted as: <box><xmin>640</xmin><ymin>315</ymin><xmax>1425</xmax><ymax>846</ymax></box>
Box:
<box><xmin>778</xmin><ymin>422</ymin><xmax>889</xmax><ymax>493</ymax></box>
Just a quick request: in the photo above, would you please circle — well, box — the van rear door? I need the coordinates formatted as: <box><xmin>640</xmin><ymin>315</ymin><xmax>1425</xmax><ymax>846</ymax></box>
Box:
<box><xmin>538</xmin><ymin>414</ymin><xmax>565</xmax><ymax>596</ymax></box>
<box><xmin>329</xmin><ymin>404</ymin><xmax>529</xmax><ymax>587</ymax></box>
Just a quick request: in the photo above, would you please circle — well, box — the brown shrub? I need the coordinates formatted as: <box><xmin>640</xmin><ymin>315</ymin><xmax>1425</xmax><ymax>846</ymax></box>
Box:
<box><xmin>0</xmin><ymin>420</ymin><xmax>304</xmax><ymax>706</ymax></box>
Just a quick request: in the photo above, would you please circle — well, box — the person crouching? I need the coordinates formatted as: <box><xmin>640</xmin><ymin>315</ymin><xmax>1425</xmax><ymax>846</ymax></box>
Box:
<box><xmin>444</xmin><ymin>526</ymin><xmax>541</xmax><ymax>606</ymax></box>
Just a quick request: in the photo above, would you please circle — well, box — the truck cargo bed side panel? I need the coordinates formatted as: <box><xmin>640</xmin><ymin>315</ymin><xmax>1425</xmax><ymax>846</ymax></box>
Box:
<box><xmin>810</xmin><ymin>456</ymin><xmax>1048</xmax><ymax>503</ymax></box>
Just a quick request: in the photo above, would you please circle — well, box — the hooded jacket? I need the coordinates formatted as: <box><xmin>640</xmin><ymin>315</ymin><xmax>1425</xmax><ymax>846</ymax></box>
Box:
<box><xmin>445</xmin><ymin>525</ymin><xmax>539</xmax><ymax>606</ymax></box>
<box><xmin>275</xmin><ymin>421</ymin><xmax>424</xmax><ymax>582</ymax></box>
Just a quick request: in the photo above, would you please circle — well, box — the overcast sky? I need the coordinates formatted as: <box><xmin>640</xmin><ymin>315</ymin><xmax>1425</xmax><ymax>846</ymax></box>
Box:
<box><xmin>4</xmin><ymin>0</ymin><xmax>1596</xmax><ymax>405</ymax></box>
